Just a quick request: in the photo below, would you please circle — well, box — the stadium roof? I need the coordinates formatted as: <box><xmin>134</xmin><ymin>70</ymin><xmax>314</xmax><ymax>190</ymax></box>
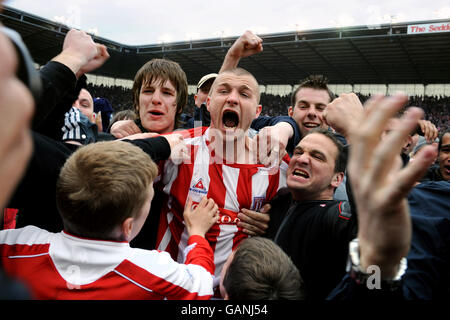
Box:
<box><xmin>2</xmin><ymin>5</ymin><xmax>450</xmax><ymax>86</ymax></box>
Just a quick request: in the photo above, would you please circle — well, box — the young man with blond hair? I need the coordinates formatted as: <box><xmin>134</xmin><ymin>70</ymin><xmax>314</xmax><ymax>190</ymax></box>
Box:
<box><xmin>155</xmin><ymin>67</ymin><xmax>289</xmax><ymax>294</ymax></box>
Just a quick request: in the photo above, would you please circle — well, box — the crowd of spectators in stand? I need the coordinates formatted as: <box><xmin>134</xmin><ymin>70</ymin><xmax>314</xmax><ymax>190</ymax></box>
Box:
<box><xmin>87</xmin><ymin>83</ymin><xmax>449</xmax><ymax>133</ymax></box>
<box><xmin>86</xmin><ymin>83</ymin><xmax>134</xmax><ymax>112</ymax></box>
<box><xmin>410</xmin><ymin>95</ymin><xmax>450</xmax><ymax>133</ymax></box>
<box><xmin>357</xmin><ymin>93</ymin><xmax>450</xmax><ymax>133</ymax></box>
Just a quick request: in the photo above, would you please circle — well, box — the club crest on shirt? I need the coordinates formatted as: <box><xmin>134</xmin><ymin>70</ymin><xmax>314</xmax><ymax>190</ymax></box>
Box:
<box><xmin>251</xmin><ymin>196</ymin><xmax>266</xmax><ymax>212</ymax></box>
<box><xmin>189</xmin><ymin>178</ymin><xmax>208</xmax><ymax>195</ymax></box>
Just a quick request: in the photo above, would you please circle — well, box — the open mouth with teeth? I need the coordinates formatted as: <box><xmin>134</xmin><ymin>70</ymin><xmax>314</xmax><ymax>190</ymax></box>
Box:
<box><xmin>292</xmin><ymin>168</ymin><xmax>310</xmax><ymax>179</ymax></box>
<box><xmin>303</xmin><ymin>123</ymin><xmax>320</xmax><ymax>129</ymax></box>
<box><xmin>222</xmin><ymin>110</ymin><xmax>240</xmax><ymax>129</ymax></box>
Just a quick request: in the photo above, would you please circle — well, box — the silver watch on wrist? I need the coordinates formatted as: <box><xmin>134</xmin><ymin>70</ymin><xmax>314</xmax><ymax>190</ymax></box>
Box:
<box><xmin>347</xmin><ymin>238</ymin><xmax>408</xmax><ymax>291</ymax></box>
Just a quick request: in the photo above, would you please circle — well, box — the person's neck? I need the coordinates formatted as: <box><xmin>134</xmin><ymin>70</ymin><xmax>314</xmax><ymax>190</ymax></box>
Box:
<box><xmin>63</xmin><ymin>229</ymin><xmax>128</xmax><ymax>243</ymax></box>
<box><xmin>208</xmin><ymin>128</ymin><xmax>256</xmax><ymax>164</ymax></box>
<box><xmin>160</xmin><ymin>125</ymin><xmax>175</xmax><ymax>134</ymax></box>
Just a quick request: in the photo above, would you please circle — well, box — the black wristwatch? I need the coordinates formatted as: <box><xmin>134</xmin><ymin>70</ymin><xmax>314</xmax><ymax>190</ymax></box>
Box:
<box><xmin>347</xmin><ymin>238</ymin><xmax>407</xmax><ymax>291</ymax></box>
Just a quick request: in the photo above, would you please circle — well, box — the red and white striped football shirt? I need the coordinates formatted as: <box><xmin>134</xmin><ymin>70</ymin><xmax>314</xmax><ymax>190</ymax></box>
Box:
<box><xmin>0</xmin><ymin>226</ymin><xmax>214</xmax><ymax>300</ymax></box>
<box><xmin>156</xmin><ymin>127</ymin><xmax>289</xmax><ymax>286</ymax></box>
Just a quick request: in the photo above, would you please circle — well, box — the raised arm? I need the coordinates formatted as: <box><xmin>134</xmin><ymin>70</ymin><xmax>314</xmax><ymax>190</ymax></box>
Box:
<box><xmin>347</xmin><ymin>94</ymin><xmax>437</xmax><ymax>279</ymax></box>
<box><xmin>34</xmin><ymin>29</ymin><xmax>109</xmax><ymax>137</ymax></box>
<box><xmin>51</xmin><ymin>29</ymin><xmax>109</xmax><ymax>79</ymax></box>
<box><xmin>219</xmin><ymin>30</ymin><xmax>263</xmax><ymax>73</ymax></box>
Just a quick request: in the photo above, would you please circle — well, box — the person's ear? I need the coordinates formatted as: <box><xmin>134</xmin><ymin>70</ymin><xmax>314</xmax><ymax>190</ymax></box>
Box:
<box><xmin>121</xmin><ymin>217</ymin><xmax>134</xmax><ymax>241</ymax></box>
<box><xmin>206</xmin><ymin>96</ymin><xmax>211</xmax><ymax>112</ymax></box>
<box><xmin>288</xmin><ymin>106</ymin><xmax>293</xmax><ymax>117</ymax></box>
<box><xmin>331</xmin><ymin>172</ymin><xmax>344</xmax><ymax>188</ymax></box>
<box><xmin>255</xmin><ymin>105</ymin><xmax>262</xmax><ymax>118</ymax></box>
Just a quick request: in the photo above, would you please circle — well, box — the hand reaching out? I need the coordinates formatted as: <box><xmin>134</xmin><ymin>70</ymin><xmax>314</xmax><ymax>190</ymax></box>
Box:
<box><xmin>252</xmin><ymin>122</ymin><xmax>291</xmax><ymax>167</ymax></box>
<box><xmin>417</xmin><ymin>119</ymin><xmax>438</xmax><ymax>143</ymax></box>
<box><xmin>322</xmin><ymin>92</ymin><xmax>364</xmax><ymax>141</ymax></box>
<box><xmin>238</xmin><ymin>203</ymin><xmax>271</xmax><ymax>236</ymax></box>
<box><xmin>184</xmin><ymin>197</ymin><xmax>220</xmax><ymax>238</ymax></box>
<box><xmin>162</xmin><ymin>133</ymin><xmax>189</xmax><ymax>164</ymax></box>
<box><xmin>110</xmin><ymin>119</ymin><xmax>142</xmax><ymax>138</ymax></box>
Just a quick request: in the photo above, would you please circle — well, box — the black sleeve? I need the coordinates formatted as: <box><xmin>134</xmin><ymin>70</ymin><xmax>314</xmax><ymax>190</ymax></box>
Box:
<box><xmin>34</xmin><ymin>62</ymin><xmax>88</xmax><ymax>141</ymax></box>
<box><xmin>33</xmin><ymin>61</ymin><xmax>77</xmax><ymax>129</ymax></box>
<box><xmin>327</xmin><ymin>274</ymin><xmax>404</xmax><ymax>300</ymax></box>
<box><xmin>331</xmin><ymin>200</ymin><xmax>358</xmax><ymax>242</ymax></box>
<box><xmin>324</xmin><ymin>150</ymin><xmax>358</xmax><ymax>241</ymax></box>
<box><xmin>123</xmin><ymin>136</ymin><xmax>171</xmax><ymax>162</ymax></box>
<box><xmin>96</xmin><ymin>132</ymin><xmax>117</xmax><ymax>142</ymax></box>
<box><xmin>251</xmin><ymin>116</ymin><xmax>301</xmax><ymax>156</ymax></box>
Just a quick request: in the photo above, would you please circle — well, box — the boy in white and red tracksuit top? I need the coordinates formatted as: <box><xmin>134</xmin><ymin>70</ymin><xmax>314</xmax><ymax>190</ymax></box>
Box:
<box><xmin>0</xmin><ymin>140</ymin><xmax>219</xmax><ymax>300</ymax></box>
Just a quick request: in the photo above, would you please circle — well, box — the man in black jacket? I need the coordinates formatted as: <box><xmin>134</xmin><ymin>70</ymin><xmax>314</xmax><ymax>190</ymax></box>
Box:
<box><xmin>265</xmin><ymin>128</ymin><xmax>356</xmax><ymax>300</ymax></box>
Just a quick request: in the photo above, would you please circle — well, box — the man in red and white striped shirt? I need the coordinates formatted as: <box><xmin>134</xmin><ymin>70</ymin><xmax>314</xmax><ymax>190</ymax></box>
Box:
<box><xmin>155</xmin><ymin>68</ymin><xmax>289</xmax><ymax>289</ymax></box>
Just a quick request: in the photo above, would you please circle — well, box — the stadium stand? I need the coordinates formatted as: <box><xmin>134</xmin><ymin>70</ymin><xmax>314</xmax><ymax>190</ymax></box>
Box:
<box><xmin>2</xmin><ymin>4</ymin><xmax>450</xmax><ymax>85</ymax></box>
<box><xmin>85</xmin><ymin>82</ymin><xmax>449</xmax><ymax>133</ymax></box>
<box><xmin>2</xmin><ymin>5</ymin><xmax>447</xmax><ymax>132</ymax></box>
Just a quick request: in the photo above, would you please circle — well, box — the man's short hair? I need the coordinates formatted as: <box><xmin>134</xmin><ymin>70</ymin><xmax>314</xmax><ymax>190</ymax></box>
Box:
<box><xmin>111</xmin><ymin>109</ymin><xmax>137</xmax><ymax>124</ymax></box>
<box><xmin>56</xmin><ymin>141</ymin><xmax>158</xmax><ymax>240</ymax></box>
<box><xmin>304</xmin><ymin>128</ymin><xmax>347</xmax><ymax>173</ymax></box>
<box><xmin>218</xmin><ymin>67</ymin><xmax>261</xmax><ymax>103</ymax></box>
<box><xmin>290</xmin><ymin>74</ymin><xmax>335</xmax><ymax>106</ymax></box>
<box><xmin>132</xmin><ymin>58</ymin><xmax>188</xmax><ymax>130</ymax></box>
<box><xmin>222</xmin><ymin>237</ymin><xmax>304</xmax><ymax>300</ymax></box>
